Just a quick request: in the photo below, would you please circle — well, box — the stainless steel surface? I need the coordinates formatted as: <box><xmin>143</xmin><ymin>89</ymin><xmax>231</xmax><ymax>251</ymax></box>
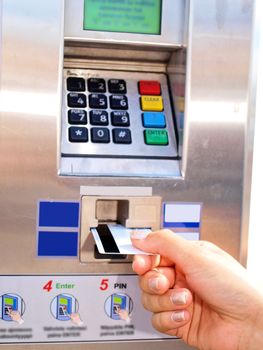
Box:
<box><xmin>64</xmin><ymin>0</ymin><xmax>186</xmax><ymax>47</ymax></box>
<box><xmin>241</xmin><ymin>0</ymin><xmax>258</xmax><ymax>266</ymax></box>
<box><xmin>0</xmin><ymin>0</ymin><xmax>254</xmax><ymax>349</ymax></box>
<box><xmin>60</xmin><ymin>157</ymin><xmax>181</xmax><ymax>177</ymax></box>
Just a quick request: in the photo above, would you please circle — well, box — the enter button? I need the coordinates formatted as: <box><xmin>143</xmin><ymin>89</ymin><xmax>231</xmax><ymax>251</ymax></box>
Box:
<box><xmin>144</xmin><ymin>129</ymin><xmax>169</xmax><ymax>145</ymax></box>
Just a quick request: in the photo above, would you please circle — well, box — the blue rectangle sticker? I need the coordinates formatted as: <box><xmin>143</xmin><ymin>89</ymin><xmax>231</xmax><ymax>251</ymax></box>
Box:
<box><xmin>38</xmin><ymin>201</ymin><xmax>79</xmax><ymax>228</ymax></box>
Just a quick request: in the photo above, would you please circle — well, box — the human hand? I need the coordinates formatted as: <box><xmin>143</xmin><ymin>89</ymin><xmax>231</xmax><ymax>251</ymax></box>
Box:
<box><xmin>117</xmin><ymin>309</ymin><xmax>131</xmax><ymax>322</ymax></box>
<box><xmin>131</xmin><ymin>229</ymin><xmax>263</xmax><ymax>350</ymax></box>
<box><xmin>7</xmin><ymin>310</ymin><xmax>24</xmax><ymax>324</ymax></box>
<box><xmin>69</xmin><ymin>313</ymin><xmax>83</xmax><ymax>326</ymax></box>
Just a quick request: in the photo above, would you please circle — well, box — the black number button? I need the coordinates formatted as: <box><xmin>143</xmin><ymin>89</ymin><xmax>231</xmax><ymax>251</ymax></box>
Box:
<box><xmin>110</xmin><ymin>95</ymin><xmax>128</xmax><ymax>110</ymax></box>
<box><xmin>67</xmin><ymin>77</ymin><xmax>85</xmax><ymax>92</ymax></box>
<box><xmin>112</xmin><ymin>128</ymin><xmax>132</xmax><ymax>144</ymax></box>
<box><xmin>90</xmin><ymin>110</ymin><xmax>109</xmax><ymax>125</ymax></box>
<box><xmin>67</xmin><ymin>93</ymin><xmax>87</xmax><ymax>108</ymax></box>
<box><xmin>91</xmin><ymin>127</ymin><xmax>110</xmax><ymax>143</ymax></box>
<box><xmin>68</xmin><ymin>109</ymin><xmax>87</xmax><ymax>125</ymax></box>
<box><xmin>108</xmin><ymin>79</ymin><xmax>127</xmax><ymax>94</ymax></box>
<box><xmin>111</xmin><ymin>111</ymin><xmax>130</xmax><ymax>126</ymax></box>
<box><xmin>69</xmin><ymin>127</ymin><xmax>88</xmax><ymax>142</ymax></box>
<box><xmin>89</xmin><ymin>94</ymin><xmax>108</xmax><ymax>109</ymax></box>
<box><xmin>88</xmin><ymin>78</ymin><xmax>106</xmax><ymax>93</ymax></box>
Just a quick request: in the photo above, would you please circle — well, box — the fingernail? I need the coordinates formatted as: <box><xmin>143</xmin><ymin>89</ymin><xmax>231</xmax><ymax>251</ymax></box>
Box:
<box><xmin>170</xmin><ymin>291</ymin><xmax>187</xmax><ymax>305</ymax></box>
<box><xmin>130</xmin><ymin>230</ymin><xmax>149</xmax><ymax>240</ymax></box>
<box><xmin>171</xmin><ymin>311</ymin><xmax>185</xmax><ymax>322</ymax></box>
<box><xmin>148</xmin><ymin>277</ymin><xmax>160</xmax><ymax>291</ymax></box>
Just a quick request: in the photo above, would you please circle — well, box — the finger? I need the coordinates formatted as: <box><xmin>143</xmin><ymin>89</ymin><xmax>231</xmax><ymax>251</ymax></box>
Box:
<box><xmin>141</xmin><ymin>288</ymin><xmax>192</xmax><ymax>313</ymax></box>
<box><xmin>139</xmin><ymin>267</ymin><xmax>175</xmax><ymax>295</ymax></box>
<box><xmin>132</xmin><ymin>230</ymin><xmax>230</xmax><ymax>275</ymax></box>
<box><xmin>131</xmin><ymin>230</ymin><xmax>196</xmax><ymax>272</ymax></box>
<box><xmin>151</xmin><ymin>310</ymin><xmax>191</xmax><ymax>333</ymax></box>
<box><xmin>132</xmin><ymin>254</ymin><xmax>174</xmax><ymax>276</ymax></box>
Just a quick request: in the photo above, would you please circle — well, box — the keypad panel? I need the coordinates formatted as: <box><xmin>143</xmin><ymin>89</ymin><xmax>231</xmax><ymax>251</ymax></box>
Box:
<box><xmin>61</xmin><ymin>69</ymin><xmax>178</xmax><ymax>158</ymax></box>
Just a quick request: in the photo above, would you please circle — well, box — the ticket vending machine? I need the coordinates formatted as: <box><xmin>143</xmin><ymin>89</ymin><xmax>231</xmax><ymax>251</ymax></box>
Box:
<box><xmin>56</xmin><ymin>294</ymin><xmax>73</xmax><ymax>321</ymax></box>
<box><xmin>1</xmin><ymin>295</ymin><xmax>18</xmax><ymax>321</ymax></box>
<box><xmin>0</xmin><ymin>0</ymin><xmax>254</xmax><ymax>350</ymax></box>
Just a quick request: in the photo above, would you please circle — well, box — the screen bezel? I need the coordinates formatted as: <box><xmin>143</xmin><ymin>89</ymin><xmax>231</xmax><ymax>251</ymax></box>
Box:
<box><xmin>64</xmin><ymin>0</ymin><xmax>186</xmax><ymax>47</ymax></box>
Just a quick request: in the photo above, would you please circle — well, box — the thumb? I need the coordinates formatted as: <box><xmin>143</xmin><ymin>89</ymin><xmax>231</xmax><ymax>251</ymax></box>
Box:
<box><xmin>131</xmin><ymin>229</ymin><xmax>198</xmax><ymax>273</ymax></box>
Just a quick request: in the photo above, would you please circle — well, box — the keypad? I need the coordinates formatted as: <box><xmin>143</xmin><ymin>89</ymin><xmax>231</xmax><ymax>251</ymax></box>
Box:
<box><xmin>63</xmin><ymin>70</ymin><xmax>176</xmax><ymax>158</ymax></box>
<box><xmin>65</xmin><ymin>76</ymin><xmax>130</xmax><ymax>145</ymax></box>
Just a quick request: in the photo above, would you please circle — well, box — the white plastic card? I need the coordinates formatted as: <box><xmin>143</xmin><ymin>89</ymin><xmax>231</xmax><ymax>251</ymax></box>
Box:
<box><xmin>91</xmin><ymin>224</ymin><xmax>152</xmax><ymax>255</ymax></box>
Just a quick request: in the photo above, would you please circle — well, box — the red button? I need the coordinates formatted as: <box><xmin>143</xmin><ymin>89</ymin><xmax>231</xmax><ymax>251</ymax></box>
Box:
<box><xmin>139</xmin><ymin>80</ymin><xmax>161</xmax><ymax>95</ymax></box>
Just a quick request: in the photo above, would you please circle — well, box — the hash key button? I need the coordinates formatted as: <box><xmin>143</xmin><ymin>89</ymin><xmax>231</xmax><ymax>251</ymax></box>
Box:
<box><xmin>110</xmin><ymin>95</ymin><xmax>128</xmax><ymax>110</ymax></box>
<box><xmin>69</xmin><ymin>127</ymin><xmax>88</xmax><ymax>142</ymax></box>
<box><xmin>91</xmin><ymin>127</ymin><xmax>110</xmax><ymax>143</ymax></box>
<box><xmin>67</xmin><ymin>93</ymin><xmax>87</xmax><ymax>108</ymax></box>
<box><xmin>89</xmin><ymin>94</ymin><xmax>108</xmax><ymax>109</ymax></box>
<box><xmin>113</xmin><ymin>128</ymin><xmax>132</xmax><ymax>144</ymax></box>
<box><xmin>108</xmin><ymin>79</ymin><xmax>127</xmax><ymax>94</ymax></box>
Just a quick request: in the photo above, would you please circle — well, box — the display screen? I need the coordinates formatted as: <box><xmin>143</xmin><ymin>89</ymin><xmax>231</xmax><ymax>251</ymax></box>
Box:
<box><xmin>113</xmin><ymin>296</ymin><xmax>122</xmax><ymax>304</ymax></box>
<box><xmin>4</xmin><ymin>298</ymin><xmax>14</xmax><ymax>306</ymax></box>
<box><xmin>59</xmin><ymin>298</ymin><xmax>68</xmax><ymax>305</ymax></box>
<box><xmin>83</xmin><ymin>0</ymin><xmax>162</xmax><ymax>35</ymax></box>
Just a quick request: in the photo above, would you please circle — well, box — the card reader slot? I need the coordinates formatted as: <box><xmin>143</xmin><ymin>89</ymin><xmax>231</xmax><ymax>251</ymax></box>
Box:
<box><xmin>94</xmin><ymin>245</ymin><xmax>127</xmax><ymax>260</ymax></box>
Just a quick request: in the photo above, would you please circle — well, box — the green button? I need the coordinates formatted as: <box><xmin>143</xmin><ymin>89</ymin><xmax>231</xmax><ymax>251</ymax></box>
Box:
<box><xmin>144</xmin><ymin>129</ymin><xmax>169</xmax><ymax>145</ymax></box>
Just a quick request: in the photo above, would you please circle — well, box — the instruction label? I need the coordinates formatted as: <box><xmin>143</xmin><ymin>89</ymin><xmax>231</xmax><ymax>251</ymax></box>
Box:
<box><xmin>0</xmin><ymin>275</ymin><xmax>173</xmax><ymax>344</ymax></box>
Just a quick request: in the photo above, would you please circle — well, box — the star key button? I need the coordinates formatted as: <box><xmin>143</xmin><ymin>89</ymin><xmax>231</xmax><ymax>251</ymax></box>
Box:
<box><xmin>69</xmin><ymin>127</ymin><xmax>88</xmax><ymax>142</ymax></box>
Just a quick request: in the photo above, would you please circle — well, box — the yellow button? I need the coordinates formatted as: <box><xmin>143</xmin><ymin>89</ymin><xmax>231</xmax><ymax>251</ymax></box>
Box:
<box><xmin>141</xmin><ymin>96</ymin><xmax>163</xmax><ymax>111</ymax></box>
